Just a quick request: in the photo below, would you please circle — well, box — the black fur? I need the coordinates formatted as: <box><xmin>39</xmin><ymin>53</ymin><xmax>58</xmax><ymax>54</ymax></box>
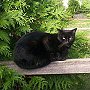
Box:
<box><xmin>13</xmin><ymin>28</ymin><xmax>77</xmax><ymax>69</ymax></box>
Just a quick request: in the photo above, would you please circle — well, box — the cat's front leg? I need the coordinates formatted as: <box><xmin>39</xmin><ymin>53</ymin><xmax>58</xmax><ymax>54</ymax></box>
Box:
<box><xmin>56</xmin><ymin>51</ymin><xmax>67</xmax><ymax>61</ymax></box>
<box><xmin>61</xmin><ymin>55</ymin><xmax>67</xmax><ymax>61</ymax></box>
<box><xmin>56</xmin><ymin>52</ymin><xmax>63</xmax><ymax>61</ymax></box>
<box><xmin>50</xmin><ymin>53</ymin><xmax>57</xmax><ymax>61</ymax></box>
<box><xmin>60</xmin><ymin>49</ymin><xmax>68</xmax><ymax>60</ymax></box>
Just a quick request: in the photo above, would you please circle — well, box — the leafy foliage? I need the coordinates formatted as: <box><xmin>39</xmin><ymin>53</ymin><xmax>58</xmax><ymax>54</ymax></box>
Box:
<box><xmin>79</xmin><ymin>0</ymin><xmax>90</xmax><ymax>17</ymax></box>
<box><xmin>27</xmin><ymin>76</ymin><xmax>48</xmax><ymax>90</ymax></box>
<box><xmin>0</xmin><ymin>0</ymin><xmax>30</xmax><ymax>59</ymax></box>
<box><xmin>0</xmin><ymin>66</ymin><xmax>27</xmax><ymax>90</ymax></box>
<box><xmin>44</xmin><ymin>75</ymin><xmax>84</xmax><ymax>90</ymax></box>
<box><xmin>26</xmin><ymin>0</ymin><xmax>70</xmax><ymax>33</ymax></box>
<box><xmin>67</xmin><ymin>0</ymin><xmax>80</xmax><ymax>15</ymax></box>
<box><xmin>81</xmin><ymin>0</ymin><xmax>90</xmax><ymax>10</ymax></box>
<box><xmin>68</xmin><ymin>31</ymin><xmax>90</xmax><ymax>58</ymax></box>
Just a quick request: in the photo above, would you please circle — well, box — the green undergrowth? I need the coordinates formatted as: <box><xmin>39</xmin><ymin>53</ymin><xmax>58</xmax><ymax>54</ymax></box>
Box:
<box><xmin>0</xmin><ymin>66</ymin><xmax>27</xmax><ymax>90</ymax></box>
<box><xmin>68</xmin><ymin>30</ymin><xmax>90</xmax><ymax>58</ymax></box>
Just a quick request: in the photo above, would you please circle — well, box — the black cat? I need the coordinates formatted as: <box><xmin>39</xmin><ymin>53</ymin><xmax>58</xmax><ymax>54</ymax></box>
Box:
<box><xmin>13</xmin><ymin>28</ymin><xmax>77</xmax><ymax>69</ymax></box>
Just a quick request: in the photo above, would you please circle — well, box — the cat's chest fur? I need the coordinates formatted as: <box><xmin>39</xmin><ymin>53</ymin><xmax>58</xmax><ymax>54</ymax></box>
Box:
<box><xmin>14</xmin><ymin>28</ymin><xmax>77</xmax><ymax>69</ymax></box>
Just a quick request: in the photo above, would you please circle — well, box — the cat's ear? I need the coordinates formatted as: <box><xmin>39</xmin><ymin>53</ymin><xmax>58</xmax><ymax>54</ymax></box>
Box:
<box><xmin>72</xmin><ymin>28</ymin><xmax>77</xmax><ymax>33</ymax></box>
<box><xmin>57</xmin><ymin>29</ymin><xmax>63</xmax><ymax>33</ymax></box>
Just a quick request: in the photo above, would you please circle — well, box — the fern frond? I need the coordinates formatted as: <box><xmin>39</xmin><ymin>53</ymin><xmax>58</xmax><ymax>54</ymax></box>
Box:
<box><xmin>28</xmin><ymin>76</ymin><xmax>48</xmax><ymax>90</ymax></box>
<box><xmin>0</xmin><ymin>66</ymin><xmax>27</xmax><ymax>90</ymax></box>
<box><xmin>0</xmin><ymin>42</ymin><xmax>11</xmax><ymax>57</ymax></box>
<box><xmin>0</xmin><ymin>14</ymin><xmax>10</xmax><ymax>28</ymax></box>
<box><xmin>0</xmin><ymin>30</ymin><xmax>10</xmax><ymax>43</ymax></box>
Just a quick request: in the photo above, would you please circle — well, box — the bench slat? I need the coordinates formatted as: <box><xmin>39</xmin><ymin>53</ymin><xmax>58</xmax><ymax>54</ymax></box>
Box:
<box><xmin>0</xmin><ymin>58</ymin><xmax>90</xmax><ymax>75</ymax></box>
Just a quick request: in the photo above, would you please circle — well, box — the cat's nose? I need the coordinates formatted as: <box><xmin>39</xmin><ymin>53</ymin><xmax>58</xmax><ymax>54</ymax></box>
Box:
<box><xmin>66</xmin><ymin>45</ymin><xmax>69</xmax><ymax>48</ymax></box>
<box><xmin>66</xmin><ymin>44</ymin><xmax>70</xmax><ymax>48</ymax></box>
<box><xmin>64</xmin><ymin>41</ymin><xmax>69</xmax><ymax>45</ymax></box>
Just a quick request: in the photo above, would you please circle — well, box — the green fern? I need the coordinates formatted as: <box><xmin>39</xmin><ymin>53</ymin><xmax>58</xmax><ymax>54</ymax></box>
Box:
<box><xmin>28</xmin><ymin>76</ymin><xmax>48</xmax><ymax>90</ymax></box>
<box><xmin>43</xmin><ymin>75</ymin><xmax>85</xmax><ymax>90</ymax></box>
<box><xmin>0</xmin><ymin>42</ymin><xmax>11</xmax><ymax>57</ymax></box>
<box><xmin>0</xmin><ymin>0</ymin><xmax>31</xmax><ymax>59</ymax></box>
<box><xmin>0</xmin><ymin>31</ymin><xmax>10</xmax><ymax>43</ymax></box>
<box><xmin>0</xmin><ymin>66</ymin><xmax>27</xmax><ymax>90</ymax></box>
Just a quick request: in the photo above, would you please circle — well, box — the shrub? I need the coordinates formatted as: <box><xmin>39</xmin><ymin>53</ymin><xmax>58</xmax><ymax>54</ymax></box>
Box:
<box><xmin>0</xmin><ymin>0</ymin><xmax>30</xmax><ymax>60</ymax></box>
<box><xmin>26</xmin><ymin>0</ymin><xmax>70</xmax><ymax>33</ymax></box>
<box><xmin>0</xmin><ymin>66</ymin><xmax>27</xmax><ymax>90</ymax></box>
<box><xmin>81</xmin><ymin>0</ymin><xmax>90</xmax><ymax>10</ymax></box>
<box><xmin>67</xmin><ymin>0</ymin><xmax>80</xmax><ymax>16</ymax></box>
<box><xmin>77</xmin><ymin>0</ymin><xmax>90</xmax><ymax>13</ymax></box>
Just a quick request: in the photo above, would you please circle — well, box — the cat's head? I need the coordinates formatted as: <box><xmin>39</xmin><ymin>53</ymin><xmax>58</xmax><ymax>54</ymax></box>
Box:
<box><xmin>57</xmin><ymin>28</ymin><xmax>77</xmax><ymax>48</ymax></box>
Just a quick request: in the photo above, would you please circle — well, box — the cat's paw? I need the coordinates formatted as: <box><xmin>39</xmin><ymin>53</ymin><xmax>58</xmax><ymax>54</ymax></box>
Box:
<box><xmin>57</xmin><ymin>56</ymin><xmax>67</xmax><ymax>61</ymax></box>
<box><xmin>61</xmin><ymin>57</ymin><xmax>67</xmax><ymax>61</ymax></box>
<box><xmin>50</xmin><ymin>53</ymin><xmax>57</xmax><ymax>61</ymax></box>
<box><xmin>50</xmin><ymin>57</ymin><xmax>57</xmax><ymax>61</ymax></box>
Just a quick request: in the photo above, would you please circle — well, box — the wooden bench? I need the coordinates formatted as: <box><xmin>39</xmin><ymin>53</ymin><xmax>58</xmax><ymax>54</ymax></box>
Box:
<box><xmin>0</xmin><ymin>58</ymin><xmax>90</xmax><ymax>75</ymax></box>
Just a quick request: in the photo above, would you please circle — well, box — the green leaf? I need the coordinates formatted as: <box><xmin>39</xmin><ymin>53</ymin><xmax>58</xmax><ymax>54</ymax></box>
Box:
<box><xmin>0</xmin><ymin>31</ymin><xmax>10</xmax><ymax>43</ymax></box>
<box><xmin>0</xmin><ymin>42</ymin><xmax>11</xmax><ymax>57</ymax></box>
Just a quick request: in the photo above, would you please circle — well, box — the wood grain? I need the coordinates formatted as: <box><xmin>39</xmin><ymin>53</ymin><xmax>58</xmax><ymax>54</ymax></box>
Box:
<box><xmin>0</xmin><ymin>58</ymin><xmax>90</xmax><ymax>75</ymax></box>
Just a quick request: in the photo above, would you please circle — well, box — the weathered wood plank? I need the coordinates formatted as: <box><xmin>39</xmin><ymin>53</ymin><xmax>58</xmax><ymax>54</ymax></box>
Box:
<box><xmin>0</xmin><ymin>58</ymin><xmax>90</xmax><ymax>75</ymax></box>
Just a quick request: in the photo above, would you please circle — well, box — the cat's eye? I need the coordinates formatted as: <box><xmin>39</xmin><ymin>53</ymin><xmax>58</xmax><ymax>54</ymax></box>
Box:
<box><xmin>69</xmin><ymin>37</ymin><xmax>72</xmax><ymax>40</ymax></box>
<box><xmin>62</xmin><ymin>37</ymin><xmax>65</xmax><ymax>40</ymax></box>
